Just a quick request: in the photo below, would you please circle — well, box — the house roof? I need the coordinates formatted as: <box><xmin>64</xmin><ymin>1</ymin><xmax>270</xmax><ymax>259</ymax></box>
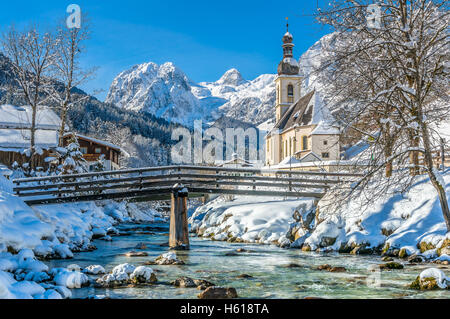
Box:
<box><xmin>0</xmin><ymin>104</ymin><xmax>61</xmax><ymax>130</ymax></box>
<box><xmin>0</xmin><ymin>129</ymin><xmax>59</xmax><ymax>150</ymax></box>
<box><xmin>66</xmin><ymin>133</ymin><xmax>130</xmax><ymax>157</ymax></box>
<box><xmin>0</xmin><ymin>105</ymin><xmax>64</xmax><ymax>151</ymax></box>
<box><xmin>273</xmin><ymin>90</ymin><xmax>315</xmax><ymax>133</ymax></box>
<box><xmin>270</xmin><ymin>91</ymin><xmax>340</xmax><ymax>135</ymax></box>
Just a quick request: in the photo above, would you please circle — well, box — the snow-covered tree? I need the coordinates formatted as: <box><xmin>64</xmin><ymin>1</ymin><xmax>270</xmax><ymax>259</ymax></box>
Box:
<box><xmin>315</xmin><ymin>0</ymin><xmax>449</xmax><ymax>229</ymax></box>
<box><xmin>48</xmin><ymin>17</ymin><xmax>96</xmax><ymax>147</ymax></box>
<box><xmin>54</xmin><ymin>133</ymin><xmax>87</xmax><ymax>175</ymax></box>
<box><xmin>1</xmin><ymin>25</ymin><xmax>55</xmax><ymax>168</ymax></box>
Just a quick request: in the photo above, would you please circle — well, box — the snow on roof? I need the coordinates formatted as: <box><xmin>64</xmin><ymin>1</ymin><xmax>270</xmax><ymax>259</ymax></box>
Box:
<box><xmin>278</xmin><ymin>156</ymin><xmax>301</xmax><ymax>166</ymax></box>
<box><xmin>283</xmin><ymin>57</ymin><xmax>299</xmax><ymax>68</ymax></box>
<box><xmin>310</xmin><ymin>121</ymin><xmax>340</xmax><ymax>135</ymax></box>
<box><xmin>310</xmin><ymin>91</ymin><xmax>336</xmax><ymax>126</ymax></box>
<box><xmin>70</xmin><ymin>133</ymin><xmax>130</xmax><ymax>157</ymax></box>
<box><xmin>0</xmin><ymin>104</ymin><xmax>61</xmax><ymax>130</ymax></box>
<box><xmin>0</xmin><ymin>129</ymin><xmax>59</xmax><ymax>150</ymax></box>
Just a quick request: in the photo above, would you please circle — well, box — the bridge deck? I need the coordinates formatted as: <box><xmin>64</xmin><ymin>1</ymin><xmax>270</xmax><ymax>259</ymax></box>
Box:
<box><xmin>13</xmin><ymin>165</ymin><xmax>362</xmax><ymax>205</ymax></box>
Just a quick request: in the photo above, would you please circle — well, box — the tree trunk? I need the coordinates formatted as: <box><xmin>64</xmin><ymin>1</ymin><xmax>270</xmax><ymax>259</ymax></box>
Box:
<box><xmin>59</xmin><ymin>104</ymin><xmax>68</xmax><ymax>147</ymax></box>
<box><xmin>408</xmin><ymin>128</ymin><xmax>420</xmax><ymax>176</ymax></box>
<box><xmin>421</xmin><ymin>122</ymin><xmax>450</xmax><ymax>231</ymax></box>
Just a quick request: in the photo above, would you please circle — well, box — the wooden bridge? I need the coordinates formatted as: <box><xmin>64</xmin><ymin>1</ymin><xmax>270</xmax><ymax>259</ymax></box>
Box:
<box><xmin>13</xmin><ymin>165</ymin><xmax>362</xmax><ymax>250</ymax></box>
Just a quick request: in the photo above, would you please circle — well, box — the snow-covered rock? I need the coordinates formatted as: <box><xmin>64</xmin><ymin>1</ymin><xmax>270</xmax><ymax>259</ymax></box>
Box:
<box><xmin>83</xmin><ymin>265</ymin><xmax>106</xmax><ymax>275</ymax></box>
<box><xmin>190</xmin><ymin>196</ymin><xmax>315</xmax><ymax>246</ymax></box>
<box><xmin>410</xmin><ymin>268</ymin><xmax>449</xmax><ymax>290</ymax></box>
<box><xmin>130</xmin><ymin>266</ymin><xmax>156</xmax><ymax>284</ymax></box>
<box><xmin>96</xmin><ymin>263</ymin><xmax>157</xmax><ymax>287</ymax></box>
<box><xmin>52</xmin><ymin>269</ymin><xmax>89</xmax><ymax>289</ymax></box>
<box><xmin>151</xmin><ymin>251</ymin><xmax>185</xmax><ymax>265</ymax></box>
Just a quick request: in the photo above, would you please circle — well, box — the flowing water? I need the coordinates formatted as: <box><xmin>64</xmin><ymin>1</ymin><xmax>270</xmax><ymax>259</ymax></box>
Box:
<box><xmin>46</xmin><ymin>223</ymin><xmax>449</xmax><ymax>299</ymax></box>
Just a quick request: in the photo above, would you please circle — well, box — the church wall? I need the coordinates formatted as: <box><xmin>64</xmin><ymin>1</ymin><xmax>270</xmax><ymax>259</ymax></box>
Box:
<box><xmin>311</xmin><ymin>134</ymin><xmax>340</xmax><ymax>161</ymax></box>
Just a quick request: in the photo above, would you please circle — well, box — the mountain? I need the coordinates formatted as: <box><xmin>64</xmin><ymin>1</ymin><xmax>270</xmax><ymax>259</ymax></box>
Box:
<box><xmin>0</xmin><ymin>53</ymin><xmax>179</xmax><ymax>168</ymax></box>
<box><xmin>105</xmin><ymin>33</ymin><xmax>338</xmax><ymax>129</ymax></box>
<box><xmin>106</xmin><ymin>63</ymin><xmax>276</xmax><ymax>127</ymax></box>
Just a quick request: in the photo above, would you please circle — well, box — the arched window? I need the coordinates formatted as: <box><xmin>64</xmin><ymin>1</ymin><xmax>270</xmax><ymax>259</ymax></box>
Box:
<box><xmin>287</xmin><ymin>84</ymin><xmax>294</xmax><ymax>103</ymax></box>
<box><xmin>302</xmin><ymin>136</ymin><xmax>308</xmax><ymax>150</ymax></box>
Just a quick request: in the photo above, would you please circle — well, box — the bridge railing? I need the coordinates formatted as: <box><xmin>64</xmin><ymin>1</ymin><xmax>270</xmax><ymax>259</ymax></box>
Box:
<box><xmin>12</xmin><ymin>165</ymin><xmax>363</xmax><ymax>205</ymax></box>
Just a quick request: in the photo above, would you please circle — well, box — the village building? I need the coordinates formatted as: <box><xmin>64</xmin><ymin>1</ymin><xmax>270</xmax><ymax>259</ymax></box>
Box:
<box><xmin>63</xmin><ymin>134</ymin><xmax>126</xmax><ymax>171</ymax></box>
<box><xmin>0</xmin><ymin>104</ymin><xmax>62</xmax><ymax>169</ymax></box>
<box><xmin>0</xmin><ymin>104</ymin><xmax>127</xmax><ymax>171</ymax></box>
<box><xmin>265</xmin><ymin>26</ymin><xmax>341</xmax><ymax>170</ymax></box>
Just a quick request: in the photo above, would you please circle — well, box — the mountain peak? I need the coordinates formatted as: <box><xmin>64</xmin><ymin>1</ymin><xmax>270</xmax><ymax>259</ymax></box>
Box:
<box><xmin>217</xmin><ymin>68</ymin><xmax>246</xmax><ymax>86</ymax></box>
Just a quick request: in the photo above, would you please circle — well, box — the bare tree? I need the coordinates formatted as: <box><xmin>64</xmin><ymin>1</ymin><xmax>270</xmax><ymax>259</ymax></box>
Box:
<box><xmin>315</xmin><ymin>0</ymin><xmax>450</xmax><ymax>229</ymax></box>
<box><xmin>1</xmin><ymin>25</ymin><xmax>55</xmax><ymax>168</ymax></box>
<box><xmin>49</xmin><ymin>17</ymin><xmax>96</xmax><ymax>147</ymax></box>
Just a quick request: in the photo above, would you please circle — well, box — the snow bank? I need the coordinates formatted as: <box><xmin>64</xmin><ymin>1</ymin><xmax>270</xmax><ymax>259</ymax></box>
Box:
<box><xmin>0</xmin><ymin>173</ymin><xmax>166</xmax><ymax>299</ymax></box>
<box><xmin>190</xmin><ymin>196</ymin><xmax>315</xmax><ymax>246</ymax></box>
<box><xmin>305</xmin><ymin>170</ymin><xmax>450</xmax><ymax>254</ymax></box>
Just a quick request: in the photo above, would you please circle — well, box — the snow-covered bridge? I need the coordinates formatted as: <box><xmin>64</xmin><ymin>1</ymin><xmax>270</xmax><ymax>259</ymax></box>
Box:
<box><xmin>12</xmin><ymin>165</ymin><xmax>362</xmax><ymax>249</ymax></box>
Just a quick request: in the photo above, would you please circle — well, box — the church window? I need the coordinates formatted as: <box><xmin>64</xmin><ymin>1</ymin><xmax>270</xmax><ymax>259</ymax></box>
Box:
<box><xmin>323</xmin><ymin>140</ymin><xmax>328</xmax><ymax>146</ymax></box>
<box><xmin>287</xmin><ymin>84</ymin><xmax>294</xmax><ymax>103</ymax></box>
<box><xmin>302</xmin><ymin>136</ymin><xmax>308</xmax><ymax>150</ymax></box>
<box><xmin>322</xmin><ymin>152</ymin><xmax>330</xmax><ymax>159</ymax></box>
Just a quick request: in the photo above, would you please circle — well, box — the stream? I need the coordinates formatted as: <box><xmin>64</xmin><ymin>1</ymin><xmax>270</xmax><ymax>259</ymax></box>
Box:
<box><xmin>46</xmin><ymin>223</ymin><xmax>449</xmax><ymax>299</ymax></box>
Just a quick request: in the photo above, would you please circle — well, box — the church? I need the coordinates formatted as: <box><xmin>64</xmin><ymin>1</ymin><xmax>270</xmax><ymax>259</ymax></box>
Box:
<box><xmin>265</xmin><ymin>25</ymin><xmax>341</xmax><ymax>169</ymax></box>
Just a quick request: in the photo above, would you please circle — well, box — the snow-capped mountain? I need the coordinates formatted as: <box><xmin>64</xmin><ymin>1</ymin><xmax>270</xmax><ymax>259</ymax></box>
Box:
<box><xmin>106</xmin><ymin>63</ymin><xmax>276</xmax><ymax>127</ymax></box>
<box><xmin>197</xmin><ymin>70</ymin><xmax>276</xmax><ymax>126</ymax></box>
<box><xmin>105</xmin><ymin>34</ymin><xmax>335</xmax><ymax>128</ymax></box>
<box><xmin>105</xmin><ymin>62</ymin><xmax>221</xmax><ymax>126</ymax></box>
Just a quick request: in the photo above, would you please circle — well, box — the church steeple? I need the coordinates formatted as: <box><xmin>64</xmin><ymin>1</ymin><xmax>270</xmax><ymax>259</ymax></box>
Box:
<box><xmin>277</xmin><ymin>18</ymin><xmax>300</xmax><ymax>75</ymax></box>
<box><xmin>274</xmin><ymin>18</ymin><xmax>302</xmax><ymax>123</ymax></box>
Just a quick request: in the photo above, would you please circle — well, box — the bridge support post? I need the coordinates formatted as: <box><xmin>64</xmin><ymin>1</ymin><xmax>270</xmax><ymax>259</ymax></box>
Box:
<box><xmin>169</xmin><ymin>185</ymin><xmax>190</xmax><ymax>250</ymax></box>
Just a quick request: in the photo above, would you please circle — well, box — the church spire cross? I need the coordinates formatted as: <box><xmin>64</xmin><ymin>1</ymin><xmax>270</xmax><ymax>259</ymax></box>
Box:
<box><xmin>286</xmin><ymin>17</ymin><xmax>289</xmax><ymax>32</ymax></box>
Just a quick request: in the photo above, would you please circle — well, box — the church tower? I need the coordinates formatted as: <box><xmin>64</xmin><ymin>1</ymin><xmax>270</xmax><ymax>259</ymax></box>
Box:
<box><xmin>275</xmin><ymin>19</ymin><xmax>302</xmax><ymax>123</ymax></box>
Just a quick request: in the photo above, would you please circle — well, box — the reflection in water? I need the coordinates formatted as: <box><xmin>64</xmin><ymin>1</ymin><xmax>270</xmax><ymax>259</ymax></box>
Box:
<box><xmin>46</xmin><ymin>223</ymin><xmax>449</xmax><ymax>299</ymax></box>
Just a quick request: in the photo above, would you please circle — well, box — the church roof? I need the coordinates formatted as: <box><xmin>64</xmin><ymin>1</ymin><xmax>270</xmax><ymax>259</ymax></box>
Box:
<box><xmin>271</xmin><ymin>90</ymin><xmax>339</xmax><ymax>135</ymax></box>
<box><xmin>272</xmin><ymin>90</ymin><xmax>315</xmax><ymax>132</ymax></box>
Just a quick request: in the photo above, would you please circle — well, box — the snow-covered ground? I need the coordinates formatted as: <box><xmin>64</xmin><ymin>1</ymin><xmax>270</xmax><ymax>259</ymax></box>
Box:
<box><xmin>190</xmin><ymin>196</ymin><xmax>316</xmax><ymax>247</ymax></box>
<box><xmin>307</xmin><ymin>170</ymin><xmax>450</xmax><ymax>257</ymax></box>
<box><xmin>190</xmin><ymin>170</ymin><xmax>450</xmax><ymax>263</ymax></box>
<box><xmin>0</xmin><ymin>174</ymin><xmax>166</xmax><ymax>299</ymax></box>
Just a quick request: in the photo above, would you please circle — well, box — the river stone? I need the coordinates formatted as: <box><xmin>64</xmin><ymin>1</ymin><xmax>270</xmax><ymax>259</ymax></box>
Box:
<box><xmin>124</xmin><ymin>251</ymin><xmax>148</xmax><ymax>257</ymax></box>
<box><xmin>350</xmin><ymin>245</ymin><xmax>373</xmax><ymax>255</ymax></box>
<box><xmin>301</xmin><ymin>245</ymin><xmax>312</xmax><ymax>252</ymax></box>
<box><xmin>149</xmin><ymin>253</ymin><xmax>185</xmax><ymax>265</ymax></box>
<box><xmin>438</xmin><ymin>246</ymin><xmax>450</xmax><ymax>256</ymax></box>
<box><xmin>382</xmin><ymin>256</ymin><xmax>394</xmax><ymax>262</ymax></box>
<box><xmin>319</xmin><ymin>237</ymin><xmax>337</xmax><ymax>248</ymax></box>
<box><xmin>237</xmin><ymin>274</ymin><xmax>253</xmax><ymax>279</ymax></box>
<box><xmin>194</xmin><ymin>279</ymin><xmax>216</xmax><ymax>290</ymax></box>
<box><xmin>135</xmin><ymin>243</ymin><xmax>148</xmax><ymax>250</ymax></box>
<box><xmin>410</xmin><ymin>276</ymin><xmax>441</xmax><ymax>290</ymax></box>
<box><xmin>198</xmin><ymin>287</ymin><xmax>238</xmax><ymax>299</ymax></box>
<box><xmin>284</xmin><ymin>263</ymin><xmax>302</xmax><ymax>268</ymax></box>
<box><xmin>171</xmin><ymin>277</ymin><xmax>197</xmax><ymax>288</ymax></box>
<box><xmin>317</xmin><ymin>264</ymin><xmax>346</xmax><ymax>272</ymax></box>
<box><xmin>408</xmin><ymin>255</ymin><xmax>424</xmax><ymax>263</ymax></box>
<box><xmin>379</xmin><ymin>262</ymin><xmax>404</xmax><ymax>270</ymax></box>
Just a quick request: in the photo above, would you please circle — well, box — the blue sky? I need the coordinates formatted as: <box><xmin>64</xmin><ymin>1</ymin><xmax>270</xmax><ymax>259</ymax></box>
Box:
<box><xmin>1</xmin><ymin>1</ymin><xmax>330</xmax><ymax>100</ymax></box>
